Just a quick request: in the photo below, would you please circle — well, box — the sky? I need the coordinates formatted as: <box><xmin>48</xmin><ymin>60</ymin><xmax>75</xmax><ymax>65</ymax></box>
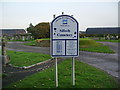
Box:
<box><xmin>0</xmin><ymin>0</ymin><xmax>119</xmax><ymax>31</ymax></box>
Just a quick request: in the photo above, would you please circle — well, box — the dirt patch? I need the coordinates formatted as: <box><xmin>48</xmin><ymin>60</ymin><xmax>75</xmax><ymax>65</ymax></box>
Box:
<box><xmin>36</xmin><ymin>40</ymin><xmax>50</xmax><ymax>47</ymax></box>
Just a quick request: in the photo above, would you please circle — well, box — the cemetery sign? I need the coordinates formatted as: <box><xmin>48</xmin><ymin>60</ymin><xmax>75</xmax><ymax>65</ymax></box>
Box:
<box><xmin>51</xmin><ymin>15</ymin><xmax>79</xmax><ymax>57</ymax></box>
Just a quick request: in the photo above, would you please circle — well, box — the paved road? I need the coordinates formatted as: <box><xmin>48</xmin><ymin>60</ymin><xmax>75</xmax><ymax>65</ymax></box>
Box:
<box><xmin>7</xmin><ymin>42</ymin><xmax>50</xmax><ymax>54</ymax></box>
<box><xmin>77</xmin><ymin>42</ymin><xmax>119</xmax><ymax>79</ymax></box>
<box><xmin>6</xmin><ymin>41</ymin><xmax>119</xmax><ymax>79</ymax></box>
<box><xmin>97</xmin><ymin>41</ymin><xmax>118</xmax><ymax>53</ymax></box>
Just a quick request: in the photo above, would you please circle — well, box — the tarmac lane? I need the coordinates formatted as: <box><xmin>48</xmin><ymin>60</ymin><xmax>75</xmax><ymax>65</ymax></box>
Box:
<box><xmin>7</xmin><ymin>42</ymin><xmax>50</xmax><ymax>54</ymax></box>
<box><xmin>77</xmin><ymin>51</ymin><xmax>118</xmax><ymax>78</ymax></box>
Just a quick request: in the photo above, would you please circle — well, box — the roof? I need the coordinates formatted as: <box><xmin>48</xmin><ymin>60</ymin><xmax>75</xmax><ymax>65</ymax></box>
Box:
<box><xmin>0</xmin><ymin>29</ymin><xmax>26</xmax><ymax>36</ymax></box>
<box><xmin>86</xmin><ymin>27</ymin><xmax>120</xmax><ymax>34</ymax></box>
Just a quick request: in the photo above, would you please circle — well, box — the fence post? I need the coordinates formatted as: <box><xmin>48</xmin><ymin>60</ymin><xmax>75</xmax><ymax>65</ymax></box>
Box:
<box><xmin>2</xmin><ymin>38</ymin><xmax>10</xmax><ymax>65</ymax></box>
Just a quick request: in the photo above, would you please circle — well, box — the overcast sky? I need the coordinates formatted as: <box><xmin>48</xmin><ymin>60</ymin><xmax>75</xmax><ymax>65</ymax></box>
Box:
<box><xmin>0</xmin><ymin>0</ymin><xmax>119</xmax><ymax>31</ymax></box>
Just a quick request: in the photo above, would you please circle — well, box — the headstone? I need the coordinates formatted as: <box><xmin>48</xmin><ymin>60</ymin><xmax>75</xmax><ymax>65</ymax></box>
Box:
<box><xmin>22</xmin><ymin>36</ymin><xmax>25</xmax><ymax>41</ymax></box>
<box><xmin>12</xmin><ymin>37</ymin><xmax>14</xmax><ymax>40</ymax></box>
<box><xmin>31</xmin><ymin>36</ymin><xmax>32</xmax><ymax>40</ymax></box>
<box><xmin>116</xmin><ymin>36</ymin><xmax>118</xmax><ymax>40</ymax></box>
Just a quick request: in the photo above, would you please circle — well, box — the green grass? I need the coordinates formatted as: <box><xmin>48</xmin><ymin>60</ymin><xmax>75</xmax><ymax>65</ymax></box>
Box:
<box><xmin>36</xmin><ymin>38</ymin><xmax>50</xmax><ymax>40</ymax></box>
<box><xmin>80</xmin><ymin>38</ymin><xmax>102</xmax><ymax>48</ymax></box>
<box><xmin>5</xmin><ymin>59</ymin><xmax>118</xmax><ymax>88</ymax></box>
<box><xmin>80</xmin><ymin>38</ymin><xmax>114</xmax><ymax>53</ymax></box>
<box><xmin>24</xmin><ymin>38</ymin><xmax>115</xmax><ymax>53</ymax></box>
<box><xmin>24</xmin><ymin>38</ymin><xmax>50</xmax><ymax>46</ymax></box>
<box><xmin>7</xmin><ymin>50</ymin><xmax>52</xmax><ymax>67</ymax></box>
<box><xmin>0</xmin><ymin>74</ymin><xmax>2</xmax><ymax>78</ymax></box>
<box><xmin>95</xmin><ymin>39</ymin><xmax>120</xmax><ymax>43</ymax></box>
<box><xmin>24</xmin><ymin>40</ymin><xmax>36</xmax><ymax>46</ymax></box>
<box><xmin>0</xmin><ymin>73</ymin><xmax>8</xmax><ymax>78</ymax></box>
<box><xmin>7</xmin><ymin>40</ymin><xmax>34</xmax><ymax>42</ymax></box>
<box><xmin>80</xmin><ymin>46</ymin><xmax>114</xmax><ymax>53</ymax></box>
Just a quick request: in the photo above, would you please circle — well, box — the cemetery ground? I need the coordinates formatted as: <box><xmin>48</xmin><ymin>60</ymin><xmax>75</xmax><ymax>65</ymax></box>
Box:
<box><xmin>2</xmin><ymin>38</ymin><xmax>119</xmax><ymax>88</ymax></box>
<box><xmin>95</xmin><ymin>39</ymin><xmax>120</xmax><ymax>43</ymax></box>
<box><xmin>4</xmin><ymin>59</ymin><xmax>118</xmax><ymax>88</ymax></box>
<box><xmin>6</xmin><ymin>50</ymin><xmax>52</xmax><ymax>67</ymax></box>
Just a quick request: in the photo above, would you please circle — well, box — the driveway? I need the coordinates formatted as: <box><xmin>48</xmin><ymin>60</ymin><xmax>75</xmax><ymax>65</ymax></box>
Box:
<box><xmin>6</xmin><ymin>41</ymin><xmax>119</xmax><ymax>79</ymax></box>
<box><xmin>7</xmin><ymin>42</ymin><xmax>50</xmax><ymax>54</ymax></box>
<box><xmin>77</xmin><ymin>41</ymin><xmax>119</xmax><ymax>79</ymax></box>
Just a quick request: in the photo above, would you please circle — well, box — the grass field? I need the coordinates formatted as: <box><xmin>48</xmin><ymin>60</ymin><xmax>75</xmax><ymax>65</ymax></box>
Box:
<box><xmin>24</xmin><ymin>38</ymin><xmax>50</xmax><ymax>46</ymax></box>
<box><xmin>24</xmin><ymin>38</ymin><xmax>114</xmax><ymax>53</ymax></box>
<box><xmin>80</xmin><ymin>38</ymin><xmax>102</xmax><ymax>47</ymax></box>
<box><xmin>0</xmin><ymin>73</ymin><xmax>8</xmax><ymax>78</ymax></box>
<box><xmin>7</xmin><ymin>40</ymin><xmax>33</xmax><ymax>42</ymax></box>
<box><xmin>95</xmin><ymin>39</ymin><xmax>120</xmax><ymax>43</ymax></box>
<box><xmin>36</xmin><ymin>38</ymin><xmax>50</xmax><ymax>40</ymax></box>
<box><xmin>80</xmin><ymin>38</ymin><xmax>114</xmax><ymax>53</ymax></box>
<box><xmin>5</xmin><ymin>59</ymin><xmax>118</xmax><ymax>88</ymax></box>
<box><xmin>24</xmin><ymin>40</ymin><xmax>36</xmax><ymax>46</ymax></box>
<box><xmin>7</xmin><ymin>50</ymin><xmax>52</xmax><ymax>67</ymax></box>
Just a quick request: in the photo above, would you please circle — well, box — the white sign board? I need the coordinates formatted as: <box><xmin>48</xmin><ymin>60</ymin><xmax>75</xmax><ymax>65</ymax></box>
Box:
<box><xmin>51</xmin><ymin>15</ymin><xmax>79</xmax><ymax>57</ymax></box>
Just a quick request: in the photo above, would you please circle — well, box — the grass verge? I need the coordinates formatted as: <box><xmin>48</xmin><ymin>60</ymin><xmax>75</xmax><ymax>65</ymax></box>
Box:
<box><xmin>24</xmin><ymin>38</ymin><xmax>50</xmax><ymax>46</ymax></box>
<box><xmin>80</xmin><ymin>38</ymin><xmax>114</xmax><ymax>53</ymax></box>
<box><xmin>5</xmin><ymin>59</ymin><xmax>118</xmax><ymax>88</ymax></box>
<box><xmin>95</xmin><ymin>39</ymin><xmax>120</xmax><ymax>43</ymax></box>
<box><xmin>7</xmin><ymin>40</ymin><xmax>34</xmax><ymax>42</ymax></box>
<box><xmin>0</xmin><ymin>73</ymin><xmax>8</xmax><ymax>78</ymax></box>
<box><xmin>7</xmin><ymin>50</ymin><xmax>52</xmax><ymax>67</ymax></box>
<box><xmin>36</xmin><ymin>38</ymin><xmax>50</xmax><ymax>40</ymax></box>
<box><xmin>24</xmin><ymin>38</ymin><xmax>115</xmax><ymax>53</ymax></box>
<box><xmin>24</xmin><ymin>40</ymin><xmax>36</xmax><ymax>46</ymax></box>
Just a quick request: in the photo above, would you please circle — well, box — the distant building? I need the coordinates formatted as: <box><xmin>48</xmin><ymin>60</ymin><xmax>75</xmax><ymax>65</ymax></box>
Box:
<box><xmin>79</xmin><ymin>31</ymin><xmax>86</xmax><ymax>34</ymax></box>
<box><xmin>0</xmin><ymin>29</ymin><xmax>26</xmax><ymax>36</ymax></box>
<box><xmin>86</xmin><ymin>27</ymin><xmax>120</xmax><ymax>34</ymax></box>
<box><xmin>0</xmin><ymin>30</ymin><xmax>2</xmax><ymax>37</ymax></box>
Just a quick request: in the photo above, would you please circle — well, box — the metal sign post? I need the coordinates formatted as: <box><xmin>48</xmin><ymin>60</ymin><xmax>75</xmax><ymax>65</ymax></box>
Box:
<box><xmin>55</xmin><ymin>57</ymin><xmax>58</xmax><ymax>87</ymax></box>
<box><xmin>72</xmin><ymin>57</ymin><xmax>75</xmax><ymax>86</ymax></box>
<box><xmin>0</xmin><ymin>38</ymin><xmax>2</xmax><ymax>90</ymax></box>
<box><xmin>51</xmin><ymin>14</ymin><xmax>79</xmax><ymax>87</ymax></box>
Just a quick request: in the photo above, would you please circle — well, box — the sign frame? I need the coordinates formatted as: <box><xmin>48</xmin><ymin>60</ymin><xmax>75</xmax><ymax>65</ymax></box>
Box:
<box><xmin>51</xmin><ymin>15</ymin><xmax>79</xmax><ymax>57</ymax></box>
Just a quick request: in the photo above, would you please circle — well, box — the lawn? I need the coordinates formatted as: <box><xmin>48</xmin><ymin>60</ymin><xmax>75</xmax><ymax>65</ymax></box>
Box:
<box><xmin>36</xmin><ymin>38</ymin><xmax>50</xmax><ymax>40</ymax></box>
<box><xmin>7</xmin><ymin>50</ymin><xmax>52</xmax><ymax>67</ymax></box>
<box><xmin>80</xmin><ymin>38</ymin><xmax>102</xmax><ymax>47</ymax></box>
<box><xmin>0</xmin><ymin>73</ymin><xmax>8</xmax><ymax>78</ymax></box>
<box><xmin>7</xmin><ymin>40</ymin><xmax>33</xmax><ymax>42</ymax></box>
<box><xmin>95</xmin><ymin>39</ymin><xmax>120</xmax><ymax>43</ymax></box>
<box><xmin>24</xmin><ymin>40</ymin><xmax>36</xmax><ymax>46</ymax></box>
<box><xmin>24</xmin><ymin>38</ymin><xmax>50</xmax><ymax>46</ymax></box>
<box><xmin>24</xmin><ymin>38</ymin><xmax>115</xmax><ymax>53</ymax></box>
<box><xmin>80</xmin><ymin>38</ymin><xmax>114</xmax><ymax>53</ymax></box>
<box><xmin>5</xmin><ymin>59</ymin><xmax>118</xmax><ymax>88</ymax></box>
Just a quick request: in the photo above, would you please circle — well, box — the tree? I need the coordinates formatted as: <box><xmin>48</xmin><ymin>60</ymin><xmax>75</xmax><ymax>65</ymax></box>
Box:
<box><xmin>27</xmin><ymin>22</ymin><xmax>50</xmax><ymax>39</ymax></box>
<box><xmin>27</xmin><ymin>23</ymin><xmax>34</xmax><ymax>33</ymax></box>
<box><xmin>35</xmin><ymin>22</ymin><xmax>50</xmax><ymax>39</ymax></box>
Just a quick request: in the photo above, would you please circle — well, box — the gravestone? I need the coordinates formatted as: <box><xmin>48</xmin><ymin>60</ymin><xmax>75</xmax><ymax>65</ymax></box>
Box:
<box><xmin>22</xmin><ymin>36</ymin><xmax>25</xmax><ymax>41</ymax></box>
